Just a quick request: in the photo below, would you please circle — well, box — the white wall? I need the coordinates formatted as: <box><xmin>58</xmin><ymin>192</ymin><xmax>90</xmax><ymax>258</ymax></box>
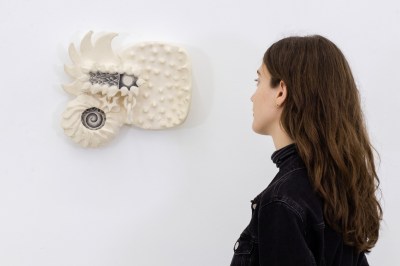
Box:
<box><xmin>0</xmin><ymin>0</ymin><xmax>398</xmax><ymax>265</ymax></box>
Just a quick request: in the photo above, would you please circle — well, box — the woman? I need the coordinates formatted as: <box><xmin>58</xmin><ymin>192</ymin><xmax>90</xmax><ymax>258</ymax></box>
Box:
<box><xmin>230</xmin><ymin>35</ymin><xmax>382</xmax><ymax>266</ymax></box>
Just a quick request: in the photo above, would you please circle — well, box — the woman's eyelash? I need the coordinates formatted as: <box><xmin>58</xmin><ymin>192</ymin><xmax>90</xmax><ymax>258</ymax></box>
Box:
<box><xmin>254</xmin><ymin>78</ymin><xmax>259</xmax><ymax>82</ymax></box>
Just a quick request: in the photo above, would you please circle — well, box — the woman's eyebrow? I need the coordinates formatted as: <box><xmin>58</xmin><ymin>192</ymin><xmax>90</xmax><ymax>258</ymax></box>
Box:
<box><xmin>257</xmin><ymin>70</ymin><xmax>261</xmax><ymax>76</ymax></box>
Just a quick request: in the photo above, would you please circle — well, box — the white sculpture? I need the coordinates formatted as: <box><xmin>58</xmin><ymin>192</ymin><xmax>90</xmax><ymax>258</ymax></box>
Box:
<box><xmin>61</xmin><ymin>31</ymin><xmax>192</xmax><ymax>147</ymax></box>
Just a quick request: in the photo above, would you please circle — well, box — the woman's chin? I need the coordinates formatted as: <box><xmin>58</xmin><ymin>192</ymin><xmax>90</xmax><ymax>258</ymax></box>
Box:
<box><xmin>252</xmin><ymin>123</ymin><xmax>266</xmax><ymax>135</ymax></box>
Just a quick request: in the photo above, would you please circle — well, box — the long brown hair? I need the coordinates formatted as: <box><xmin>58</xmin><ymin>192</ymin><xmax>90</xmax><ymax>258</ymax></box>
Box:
<box><xmin>263</xmin><ymin>35</ymin><xmax>382</xmax><ymax>252</ymax></box>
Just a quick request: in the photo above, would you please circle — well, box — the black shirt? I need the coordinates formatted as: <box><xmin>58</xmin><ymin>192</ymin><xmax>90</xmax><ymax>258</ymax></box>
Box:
<box><xmin>230</xmin><ymin>144</ymin><xmax>369</xmax><ymax>266</ymax></box>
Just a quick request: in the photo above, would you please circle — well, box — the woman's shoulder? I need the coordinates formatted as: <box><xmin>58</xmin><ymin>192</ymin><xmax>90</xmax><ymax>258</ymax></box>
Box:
<box><xmin>258</xmin><ymin>167</ymin><xmax>324</xmax><ymax>223</ymax></box>
<box><xmin>260</xmin><ymin>166</ymin><xmax>311</xmax><ymax>200</ymax></box>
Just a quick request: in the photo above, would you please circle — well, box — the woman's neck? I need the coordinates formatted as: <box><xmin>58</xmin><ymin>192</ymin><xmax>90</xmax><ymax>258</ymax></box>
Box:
<box><xmin>271</xmin><ymin>127</ymin><xmax>294</xmax><ymax>150</ymax></box>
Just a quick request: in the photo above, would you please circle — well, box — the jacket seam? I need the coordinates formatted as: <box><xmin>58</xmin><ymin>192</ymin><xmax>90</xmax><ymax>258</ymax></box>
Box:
<box><xmin>271</xmin><ymin>167</ymin><xmax>306</xmax><ymax>195</ymax></box>
<box><xmin>259</xmin><ymin>199</ymin><xmax>305</xmax><ymax>226</ymax></box>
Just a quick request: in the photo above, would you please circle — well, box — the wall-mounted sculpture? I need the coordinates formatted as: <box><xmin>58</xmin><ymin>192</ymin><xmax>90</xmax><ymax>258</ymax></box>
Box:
<box><xmin>61</xmin><ymin>31</ymin><xmax>192</xmax><ymax>147</ymax></box>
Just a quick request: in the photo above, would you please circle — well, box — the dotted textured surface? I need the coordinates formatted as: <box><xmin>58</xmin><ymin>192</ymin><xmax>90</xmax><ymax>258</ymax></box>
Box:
<box><xmin>121</xmin><ymin>43</ymin><xmax>191</xmax><ymax>129</ymax></box>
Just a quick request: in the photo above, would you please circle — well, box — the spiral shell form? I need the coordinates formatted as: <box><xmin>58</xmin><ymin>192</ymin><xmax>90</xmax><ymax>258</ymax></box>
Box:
<box><xmin>61</xmin><ymin>94</ymin><xmax>123</xmax><ymax>147</ymax></box>
<box><xmin>81</xmin><ymin>107</ymin><xmax>106</xmax><ymax>130</ymax></box>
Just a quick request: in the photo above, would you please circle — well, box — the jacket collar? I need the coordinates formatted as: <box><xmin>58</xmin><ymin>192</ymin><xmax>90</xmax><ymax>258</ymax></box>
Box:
<box><xmin>271</xmin><ymin>143</ymin><xmax>297</xmax><ymax>168</ymax></box>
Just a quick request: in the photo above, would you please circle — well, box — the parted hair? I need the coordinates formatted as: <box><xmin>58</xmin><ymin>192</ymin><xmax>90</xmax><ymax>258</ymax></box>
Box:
<box><xmin>263</xmin><ymin>35</ymin><xmax>382</xmax><ymax>252</ymax></box>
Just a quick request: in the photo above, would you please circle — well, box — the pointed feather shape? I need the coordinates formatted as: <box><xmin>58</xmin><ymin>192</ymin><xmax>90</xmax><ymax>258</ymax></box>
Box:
<box><xmin>80</xmin><ymin>31</ymin><xmax>94</xmax><ymax>55</ymax></box>
<box><xmin>62</xmin><ymin>80</ymin><xmax>81</xmax><ymax>96</ymax></box>
<box><xmin>64</xmin><ymin>64</ymin><xmax>82</xmax><ymax>79</ymax></box>
<box><xmin>92</xmin><ymin>33</ymin><xmax>120</xmax><ymax>63</ymax></box>
<box><xmin>68</xmin><ymin>44</ymin><xmax>81</xmax><ymax>65</ymax></box>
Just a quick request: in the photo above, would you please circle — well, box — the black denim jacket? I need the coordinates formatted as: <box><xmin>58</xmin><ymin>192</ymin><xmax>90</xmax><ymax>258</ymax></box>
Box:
<box><xmin>230</xmin><ymin>144</ymin><xmax>369</xmax><ymax>266</ymax></box>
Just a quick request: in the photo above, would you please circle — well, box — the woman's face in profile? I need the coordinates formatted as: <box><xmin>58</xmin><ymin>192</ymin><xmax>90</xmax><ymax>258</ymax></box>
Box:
<box><xmin>251</xmin><ymin>64</ymin><xmax>281</xmax><ymax>135</ymax></box>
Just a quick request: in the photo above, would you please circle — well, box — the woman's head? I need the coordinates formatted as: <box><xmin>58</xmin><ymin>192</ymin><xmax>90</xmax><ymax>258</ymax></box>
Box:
<box><xmin>251</xmin><ymin>63</ymin><xmax>288</xmax><ymax>137</ymax></box>
<box><xmin>258</xmin><ymin>35</ymin><xmax>382</xmax><ymax>252</ymax></box>
<box><xmin>263</xmin><ymin>35</ymin><xmax>360</xmax><ymax>144</ymax></box>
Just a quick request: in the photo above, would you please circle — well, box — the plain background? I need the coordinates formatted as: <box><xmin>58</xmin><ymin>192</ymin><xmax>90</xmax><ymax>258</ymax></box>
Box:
<box><xmin>0</xmin><ymin>0</ymin><xmax>399</xmax><ymax>265</ymax></box>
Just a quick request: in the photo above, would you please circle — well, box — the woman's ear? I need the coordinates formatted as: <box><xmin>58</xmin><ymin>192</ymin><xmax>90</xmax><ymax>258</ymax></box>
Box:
<box><xmin>276</xmin><ymin>80</ymin><xmax>287</xmax><ymax>106</ymax></box>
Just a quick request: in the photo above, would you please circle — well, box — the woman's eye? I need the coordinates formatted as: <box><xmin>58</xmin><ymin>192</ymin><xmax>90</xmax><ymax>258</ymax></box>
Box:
<box><xmin>254</xmin><ymin>78</ymin><xmax>259</xmax><ymax>83</ymax></box>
